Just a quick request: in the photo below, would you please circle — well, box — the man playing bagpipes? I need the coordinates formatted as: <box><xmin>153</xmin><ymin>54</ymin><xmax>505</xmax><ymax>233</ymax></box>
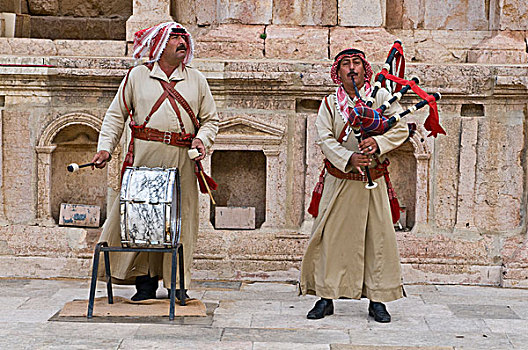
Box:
<box><xmin>91</xmin><ymin>22</ymin><xmax>219</xmax><ymax>301</ymax></box>
<box><xmin>300</xmin><ymin>44</ymin><xmax>445</xmax><ymax>322</ymax></box>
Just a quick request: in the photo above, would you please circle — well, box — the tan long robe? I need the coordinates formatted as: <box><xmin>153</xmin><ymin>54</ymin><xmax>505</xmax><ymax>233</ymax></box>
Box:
<box><xmin>97</xmin><ymin>62</ymin><xmax>219</xmax><ymax>287</ymax></box>
<box><xmin>300</xmin><ymin>86</ymin><xmax>408</xmax><ymax>302</ymax></box>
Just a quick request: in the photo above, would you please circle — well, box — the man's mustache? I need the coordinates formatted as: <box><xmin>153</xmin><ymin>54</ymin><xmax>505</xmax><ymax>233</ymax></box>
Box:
<box><xmin>176</xmin><ymin>44</ymin><xmax>187</xmax><ymax>51</ymax></box>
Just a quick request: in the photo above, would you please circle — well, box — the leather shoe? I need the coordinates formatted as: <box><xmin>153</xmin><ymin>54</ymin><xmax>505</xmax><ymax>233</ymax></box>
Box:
<box><xmin>307</xmin><ymin>298</ymin><xmax>334</xmax><ymax>319</ymax></box>
<box><xmin>368</xmin><ymin>301</ymin><xmax>391</xmax><ymax>323</ymax></box>
<box><xmin>131</xmin><ymin>275</ymin><xmax>158</xmax><ymax>301</ymax></box>
<box><xmin>167</xmin><ymin>289</ymin><xmax>190</xmax><ymax>301</ymax></box>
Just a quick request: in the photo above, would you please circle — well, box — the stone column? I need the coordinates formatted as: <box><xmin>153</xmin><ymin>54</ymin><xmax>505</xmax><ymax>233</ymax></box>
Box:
<box><xmin>0</xmin><ymin>106</ymin><xmax>7</xmax><ymax>225</ymax></box>
<box><xmin>455</xmin><ymin>117</ymin><xmax>479</xmax><ymax>231</ymax></box>
<box><xmin>261</xmin><ymin>148</ymin><xmax>284</xmax><ymax>229</ymax></box>
<box><xmin>414</xmin><ymin>154</ymin><xmax>430</xmax><ymax>225</ymax></box>
<box><xmin>126</xmin><ymin>0</ymin><xmax>173</xmax><ymax>41</ymax></box>
<box><xmin>36</xmin><ymin>145</ymin><xmax>56</xmax><ymax>226</ymax></box>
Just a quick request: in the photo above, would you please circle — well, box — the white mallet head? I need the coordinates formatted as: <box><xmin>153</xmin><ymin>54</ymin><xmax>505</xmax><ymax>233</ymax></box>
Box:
<box><xmin>67</xmin><ymin>163</ymin><xmax>80</xmax><ymax>172</ymax></box>
<box><xmin>188</xmin><ymin>148</ymin><xmax>201</xmax><ymax>160</ymax></box>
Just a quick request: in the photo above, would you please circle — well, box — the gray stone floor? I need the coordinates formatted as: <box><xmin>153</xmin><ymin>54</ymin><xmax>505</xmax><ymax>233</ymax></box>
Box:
<box><xmin>1</xmin><ymin>279</ymin><xmax>528</xmax><ymax>349</ymax></box>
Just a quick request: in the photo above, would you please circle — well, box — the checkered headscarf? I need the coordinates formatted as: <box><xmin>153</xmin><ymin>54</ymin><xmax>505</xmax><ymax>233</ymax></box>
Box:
<box><xmin>330</xmin><ymin>48</ymin><xmax>373</xmax><ymax>86</ymax></box>
<box><xmin>132</xmin><ymin>22</ymin><xmax>194</xmax><ymax>65</ymax></box>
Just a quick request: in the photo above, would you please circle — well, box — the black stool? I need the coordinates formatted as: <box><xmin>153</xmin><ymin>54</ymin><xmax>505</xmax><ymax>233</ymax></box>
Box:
<box><xmin>87</xmin><ymin>241</ymin><xmax>185</xmax><ymax>320</ymax></box>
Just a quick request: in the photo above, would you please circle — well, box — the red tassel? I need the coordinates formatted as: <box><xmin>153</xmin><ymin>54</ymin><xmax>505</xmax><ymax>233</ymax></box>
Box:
<box><xmin>389</xmin><ymin>197</ymin><xmax>401</xmax><ymax>224</ymax></box>
<box><xmin>195</xmin><ymin>161</ymin><xmax>218</xmax><ymax>194</ymax></box>
<box><xmin>308</xmin><ymin>167</ymin><xmax>326</xmax><ymax>218</ymax></box>
<box><xmin>308</xmin><ymin>182</ymin><xmax>323</xmax><ymax>217</ymax></box>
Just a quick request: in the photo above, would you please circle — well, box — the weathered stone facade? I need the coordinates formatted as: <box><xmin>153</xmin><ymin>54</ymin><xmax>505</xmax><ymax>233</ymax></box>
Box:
<box><xmin>1</xmin><ymin>0</ymin><xmax>527</xmax><ymax>288</ymax></box>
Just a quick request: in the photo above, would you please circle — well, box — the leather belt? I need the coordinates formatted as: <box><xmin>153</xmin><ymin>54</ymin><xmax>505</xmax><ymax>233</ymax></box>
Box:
<box><xmin>132</xmin><ymin>127</ymin><xmax>193</xmax><ymax>147</ymax></box>
<box><xmin>324</xmin><ymin>159</ymin><xmax>384</xmax><ymax>182</ymax></box>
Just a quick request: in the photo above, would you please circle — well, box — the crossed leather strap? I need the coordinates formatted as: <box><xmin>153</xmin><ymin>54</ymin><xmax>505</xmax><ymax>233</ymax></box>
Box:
<box><xmin>118</xmin><ymin>64</ymin><xmax>217</xmax><ymax>195</ymax></box>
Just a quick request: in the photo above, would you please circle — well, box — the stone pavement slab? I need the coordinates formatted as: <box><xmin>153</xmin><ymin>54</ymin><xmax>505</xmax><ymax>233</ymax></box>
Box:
<box><xmin>0</xmin><ymin>279</ymin><xmax>527</xmax><ymax>349</ymax></box>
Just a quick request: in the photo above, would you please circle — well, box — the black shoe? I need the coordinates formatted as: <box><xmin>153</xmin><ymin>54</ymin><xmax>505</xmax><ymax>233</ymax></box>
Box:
<box><xmin>131</xmin><ymin>275</ymin><xmax>158</xmax><ymax>301</ymax></box>
<box><xmin>167</xmin><ymin>289</ymin><xmax>190</xmax><ymax>301</ymax></box>
<box><xmin>368</xmin><ymin>301</ymin><xmax>391</xmax><ymax>323</ymax></box>
<box><xmin>307</xmin><ymin>298</ymin><xmax>334</xmax><ymax>319</ymax></box>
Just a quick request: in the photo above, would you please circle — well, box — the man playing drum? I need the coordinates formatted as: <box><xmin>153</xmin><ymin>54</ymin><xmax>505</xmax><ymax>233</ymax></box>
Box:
<box><xmin>300</xmin><ymin>48</ymin><xmax>408</xmax><ymax>322</ymax></box>
<box><xmin>91</xmin><ymin>22</ymin><xmax>219</xmax><ymax>301</ymax></box>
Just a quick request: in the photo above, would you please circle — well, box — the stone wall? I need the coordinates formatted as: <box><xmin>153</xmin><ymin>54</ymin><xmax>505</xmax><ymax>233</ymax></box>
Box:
<box><xmin>0</xmin><ymin>0</ymin><xmax>527</xmax><ymax>288</ymax></box>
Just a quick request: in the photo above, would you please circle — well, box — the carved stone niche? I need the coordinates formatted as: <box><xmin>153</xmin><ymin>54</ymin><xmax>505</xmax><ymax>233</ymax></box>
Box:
<box><xmin>200</xmin><ymin>116</ymin><xmax>286</xmax><ymax>230</ymax></box>
<box><xmin>36</xmin><ymin>113</ymin><xmax>120</xmax><ymax>226</ymax></box>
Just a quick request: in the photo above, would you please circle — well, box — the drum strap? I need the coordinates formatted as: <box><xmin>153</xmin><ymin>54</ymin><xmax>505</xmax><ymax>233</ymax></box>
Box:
<box><xmin>120</xmin><ymin>64</ymin><xmax>202</xmax><ymax>178</ymax></box>
<box><xmin>119</xmin><ymin>64</ymin><xmax>216</xmax><ymax>196</ymax></box>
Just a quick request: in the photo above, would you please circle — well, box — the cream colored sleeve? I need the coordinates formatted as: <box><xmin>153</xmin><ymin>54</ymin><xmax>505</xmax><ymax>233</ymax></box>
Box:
<box><xmin>315</xmin><ymin>96</ymin><xmax>354</xmax><ymax>173</ymax></box>
<box><xmin>371</xmin><ymin>88</ymin><xmax>409</xmax><ymax>156</ymax></box>
<box><xmin>97</xmin><ymin>70</ymin><xmax>134</xmax><ymax>154</ymax></box>
<box><xmin>194</xmin><ymin>72</ymin><xmax>219</xmax><ymax>150</ymax></box>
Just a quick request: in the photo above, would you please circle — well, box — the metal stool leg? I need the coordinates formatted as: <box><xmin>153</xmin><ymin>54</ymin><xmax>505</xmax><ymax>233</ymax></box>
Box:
<box><xmin>102</xmin><ymin>244</ymin><xmax>113</xmax><ymax>304</ymax></box>
<box><xmin>169</xmin><ymin>247</ymin><xmax>178</xmax><ymax>320</ymax></box>
<box><xmin>87</xmin><ymin>242</ymin><xmax>103</xmax><ymax>318</ymax></box>
<box><xmin>178</xmin><ymin>244</ymin><xmax>185</xmax><ymax>306</ymax></box>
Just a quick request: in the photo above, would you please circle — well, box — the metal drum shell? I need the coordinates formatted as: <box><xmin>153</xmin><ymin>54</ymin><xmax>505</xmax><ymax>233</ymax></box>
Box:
<box><xmin>120</xmin><ymin>167</ymin><xmax>181</xmax><ymax>248</ymax></box>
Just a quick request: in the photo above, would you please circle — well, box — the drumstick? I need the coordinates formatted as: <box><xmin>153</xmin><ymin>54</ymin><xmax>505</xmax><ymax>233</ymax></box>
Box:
<box><xmin>67</xmin><ymin>162</ymin><xmax>94</xmax><ymax>172</ymax></box>
<box><xmin>199</xmin><ymin>168</ymin><xmax>216</xmax><ymax>205</ymax></box>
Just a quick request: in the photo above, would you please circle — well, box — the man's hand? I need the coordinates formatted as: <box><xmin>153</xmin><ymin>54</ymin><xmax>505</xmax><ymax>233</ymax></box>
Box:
<box><xmin>191</xmin><ymin>138</ymin><xmax>206</xmax><ymax>161</ymax></box>
<box><xmin>91</xmin><ymin>150</ymin><xmax>111</xmax><ymax>169</ymax></box>
<box><xmin>348</xmin><ymin>153</ymin><xmax>371</xmax><ymax>175</ymax></box>
<box><xmin>358</xmin><ymin>137</ymin><xmax>378</xmax><ymax>155</ymax></box>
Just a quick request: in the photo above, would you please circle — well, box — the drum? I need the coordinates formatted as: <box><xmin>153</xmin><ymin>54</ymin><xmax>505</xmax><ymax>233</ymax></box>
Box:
<box><xmin>120</xmin><ymin>167</ymin><xmax>181</xmax><ymax>248</ymax></box>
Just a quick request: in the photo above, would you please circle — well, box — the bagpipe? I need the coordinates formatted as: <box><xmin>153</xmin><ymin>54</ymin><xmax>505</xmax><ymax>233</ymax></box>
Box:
<box><xmin>308</xmin><ymin>40</ymin><xmax>446</xmax><ymax>220</ymax></box>
<box><xmin>348</xmin><ymin>40</ymin><xmax>446</xmax><ymax>189</ymax></box>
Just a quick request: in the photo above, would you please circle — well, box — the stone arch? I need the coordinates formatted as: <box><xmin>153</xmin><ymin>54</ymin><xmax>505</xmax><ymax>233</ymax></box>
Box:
<box><xmin>36</xmin><ymin>112</ymin><xmax>120</xmax><ymax>225</ymax></box>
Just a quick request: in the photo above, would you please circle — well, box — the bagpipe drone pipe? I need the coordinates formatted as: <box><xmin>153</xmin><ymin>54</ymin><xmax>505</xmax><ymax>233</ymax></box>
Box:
<box><xmin>349</xmin><ymin>40</ymin><xmax>446</xmax><ymax>139</ymax></box>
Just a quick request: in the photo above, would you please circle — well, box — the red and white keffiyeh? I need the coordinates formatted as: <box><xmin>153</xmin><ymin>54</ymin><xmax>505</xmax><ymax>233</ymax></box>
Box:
<box><xmin>331</xmin><ymin>48</ymin><xmax>373</xmax><ymax>140</ymax></box>
<box><xmin>132</xmin><ymin>22</ymin><xmax>194</xmax><ymax>65</ymax></box>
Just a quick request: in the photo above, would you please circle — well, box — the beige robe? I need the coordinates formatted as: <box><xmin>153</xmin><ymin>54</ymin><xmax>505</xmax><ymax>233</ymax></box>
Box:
<box><xmin>97</xmin><ymin>62</ymin><xmax>219</xmax><ymax>287</ymax></box>
<box><xmin>300</xmin><ymin>86</ymin><xmax>408</xmax><ymax>302</ymax></box>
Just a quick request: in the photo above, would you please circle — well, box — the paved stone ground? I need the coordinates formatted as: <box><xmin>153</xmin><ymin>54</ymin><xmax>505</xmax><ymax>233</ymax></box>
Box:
<box><xmin>1</xmin><ymin>279</ymin><xmax>528</xmax><ymax>349</ymax></box>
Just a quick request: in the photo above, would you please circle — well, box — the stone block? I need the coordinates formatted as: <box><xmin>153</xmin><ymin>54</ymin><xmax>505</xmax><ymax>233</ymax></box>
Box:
<box><xmin>193</xmin><ymin>24</ymin><xmax>264</xmax><ymax>60</ymax></box>
<box><xmin>0</xmin><ymin>17</ymin><xmax>5</xmax><ymax>36</ymax></box>
<box><xmin>1</xmin><ymin>12</ymin><xmax>16</xmax><ymax>37</ymax></box>
<box><xmin>330</xmin><ymin>27</ymin><xmax>398</xmax><ymax>62</ymax></box>
<box><xmin>84</xmin><ymin>18</ymin><xmax>111</xmax><ymax>40</ymax></box>
<box><xmin>467</xmin><ymin>49</ymin><xmax>528</xmax><ymax>64</ymax></box>
<box><xmin>54</xmin><ymin>40</ymin><xmax>126</xmax><ymax>57</ymax></box>
<box><xmin>499</xmin><ymin>0</ymin><xmax>528</xmax><ymax>30</ymax></box>
<box><xmin>196</xmin><ymin>0</ymin><xmax>216</xmax><ymax>25</ymax></box>
<box><xmin>423</xmin><ymin>0</ymin><xmax>489</xmax><ymax>30</ymax></box>
<box><xmin>265</xmin><ymin>25</ymin><xmax>328</xmax><ymax>60</ymax></box>
<box><xmin>27</xmin><ymin>0</ymin><xmax>59</xmax><ymax>15</ymax></box>
<box><xmin>59</xmin><ymin>0</ymin><xmax>132</xmax><ymax>17</ymax></box>
<box><xmin>107</xmin><ymin>17</ymin><xmax>126</xmax><ymax>41</ymax></box>
<box><xmin>14</xmin><ymin>13</ymin><xmax>30</xmax><ymax>37</ymax></box>
<box><xmin>397</xmin><ymin>232</ymin><xmax>496</xmax><ymax>265</ymax></box>
<box><xmin>501</xmin><ymin>234</ymin><xmax>528</xmax><ymax>266</ymax></box>
<box><xmin>215</xmin><ymin>206</ymin><xmax>256</xmax><ymax>229</ymax></box>
<box><xmin>31</xmin><ymin>16</ymin><xmax>86</xmax><ymax>40</ymax></box>
<box><xmin>217</xmin><ymin>0</ymin><xmax>272</xmax><ymax>24</ymax></box>
<box><xmin>402</xmin><ymin>0</ymin><xmax>424</xmax><ymax>29</ymax></box>
<box><xmin>466</xmin><ymin>31</ymin><xmax>528</xmax><ymax>64</ymax></box>
<box><xmin>0</xmin><ymin>0</ymin><xmax>21</xmax><ymax>13</ymax></box>
<box><xmin>59</xmin><ymin>203</ymin><xmax>100</xmax><ymax>228</ymax></box>
<box><xmin>338</xmin><ymin>0</ymin><xmax>385</xmax><ymax>27</ymax></box>
<box><xmin>272</xmin><ymin>0</ymin><xmax>337</xmax><ymax>26</ymax></box>
<box><xmin>386</xmin><ymin>0</ymin><xmax>403</xmax><ymax>28</ymax></box>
